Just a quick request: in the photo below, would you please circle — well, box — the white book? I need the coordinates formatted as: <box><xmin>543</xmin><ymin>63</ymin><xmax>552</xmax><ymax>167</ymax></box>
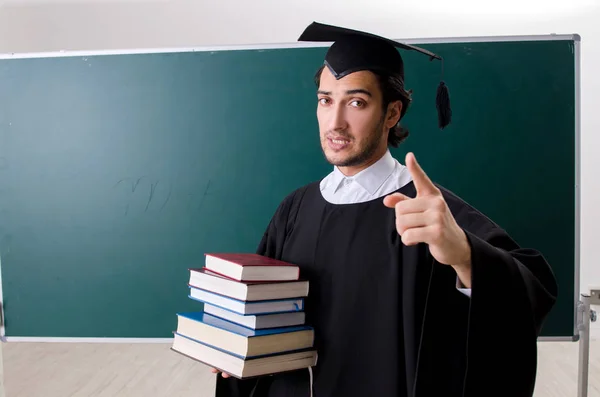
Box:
<box><xmin>204</xmin><ymin>303</ymin><xmax>306</xmax><ymax>329</ymax></box>
<box><xmin>189</xmin><ymin>287</ymin><xmax>305</xmax><ymax>315</ymax></box>
<box><xmin>189</xmin><ymin>268</ymin><xmax>309</xmax><ymax>301</ymax></box>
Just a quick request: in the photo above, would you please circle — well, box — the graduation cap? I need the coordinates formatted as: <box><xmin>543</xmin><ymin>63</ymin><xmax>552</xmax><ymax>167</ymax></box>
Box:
<box><xmin>298</xmin><ymin>21</ymin><xmax>451</xmax><ymax>129</ymax></box>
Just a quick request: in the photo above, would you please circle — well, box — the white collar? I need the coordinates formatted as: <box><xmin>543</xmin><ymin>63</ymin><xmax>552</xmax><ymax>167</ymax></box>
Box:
<box><xmin>329</xmin><ymin>150</ymin><xmax>397</xmax><ymax>195</ymax></box>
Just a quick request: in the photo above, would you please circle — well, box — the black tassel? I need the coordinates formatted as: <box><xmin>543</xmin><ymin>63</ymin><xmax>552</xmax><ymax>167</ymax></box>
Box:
<box><xmin>436</xmin><ymin>81</ymin><xmax>452</xmax><ymax>129</ymax></box>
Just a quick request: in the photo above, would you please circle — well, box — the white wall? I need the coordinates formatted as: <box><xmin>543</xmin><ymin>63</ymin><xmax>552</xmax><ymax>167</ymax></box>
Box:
<box><xmin>1</xmin><ymin>0</ymin><xmax>599</xmax><ymax>332</ymax></box>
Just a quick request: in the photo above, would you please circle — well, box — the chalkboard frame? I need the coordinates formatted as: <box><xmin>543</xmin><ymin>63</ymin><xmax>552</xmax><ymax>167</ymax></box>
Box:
<box><xmin>0</xmin><ymin>32</ymin><xmax>581</xmax><ymax>342</ymax></box>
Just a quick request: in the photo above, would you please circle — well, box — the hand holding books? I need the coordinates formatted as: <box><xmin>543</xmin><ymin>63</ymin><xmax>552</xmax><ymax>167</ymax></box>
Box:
<box><xmin>211</xmin><ymin>367</ymin><xmax>231</xmax><ymax>378</ymax></box>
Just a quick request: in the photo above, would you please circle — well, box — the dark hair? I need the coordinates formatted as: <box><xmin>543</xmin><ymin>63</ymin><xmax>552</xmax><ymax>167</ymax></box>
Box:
<box><xmin>314</xmin><ymin>65</ymin><xmax>412</xmax><ymax>147</ymax></box>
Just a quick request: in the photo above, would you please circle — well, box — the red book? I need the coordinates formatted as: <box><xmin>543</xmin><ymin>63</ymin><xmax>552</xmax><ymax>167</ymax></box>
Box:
<box><xmin>204</xmin><ymin>253</ymin><xmax>300</xmax><ymax>282</ymax></box>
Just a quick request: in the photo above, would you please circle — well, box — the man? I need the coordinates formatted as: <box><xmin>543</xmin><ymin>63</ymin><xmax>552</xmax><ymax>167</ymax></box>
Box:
<box><xmin>213</xmin><ymin>22</ymin><xmax>558</xmax><ymax>397</ymax></box>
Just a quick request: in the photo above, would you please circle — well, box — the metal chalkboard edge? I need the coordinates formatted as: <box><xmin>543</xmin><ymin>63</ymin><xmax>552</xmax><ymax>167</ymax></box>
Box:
<box><xmin>0</xmin><ymin>33</ymin><xmax>581</xmax><ymax>60</ymax></box>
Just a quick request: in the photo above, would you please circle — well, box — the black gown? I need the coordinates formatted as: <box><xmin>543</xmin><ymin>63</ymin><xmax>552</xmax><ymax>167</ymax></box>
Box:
<box><xmin>215</xmin><ymin>180</ymin><xmax>558</xmax><ymax>397</ymax></box>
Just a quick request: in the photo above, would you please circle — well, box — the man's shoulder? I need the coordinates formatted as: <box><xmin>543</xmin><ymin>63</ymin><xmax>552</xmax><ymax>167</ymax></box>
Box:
<box><xmin>272</xmin><ymin>181</ymin><xmax>321</xmax><ymax>215</ymax></box>
<box><xmin>435</xmin><ymin>183</ymin><xmax>504</xmax><ymax>236</ymax></box>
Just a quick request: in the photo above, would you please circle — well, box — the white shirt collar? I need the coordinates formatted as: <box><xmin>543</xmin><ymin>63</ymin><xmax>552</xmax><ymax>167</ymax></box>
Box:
<box><xmin>328</xmin><ymin>150</ymin><xmax>397</xmax><ymax>195</ymax></box>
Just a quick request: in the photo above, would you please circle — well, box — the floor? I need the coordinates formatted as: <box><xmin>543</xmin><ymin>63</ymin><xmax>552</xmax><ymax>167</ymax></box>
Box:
<box><xmin>0</xmin><ymin>339</ymin><xmax>598</xmax><ymax>397</ymax></box>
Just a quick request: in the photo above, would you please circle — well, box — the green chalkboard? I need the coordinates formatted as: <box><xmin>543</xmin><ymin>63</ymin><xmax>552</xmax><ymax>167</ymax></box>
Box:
<box><xmin>0</xmin><ymin>35</ymin><xmax>579</xmax><ymax>338</ymax></box>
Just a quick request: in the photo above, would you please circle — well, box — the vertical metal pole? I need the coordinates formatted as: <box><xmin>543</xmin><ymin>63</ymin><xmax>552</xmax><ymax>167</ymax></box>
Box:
<box><xmin>577</xmin><ymin>295</ymin><xmax>591</xmax><ymax>397</ymax></box>
<box><xmin>0</xmin><ymin>253</ymin><xmax>5</xmax><ymax>397</ymax></box>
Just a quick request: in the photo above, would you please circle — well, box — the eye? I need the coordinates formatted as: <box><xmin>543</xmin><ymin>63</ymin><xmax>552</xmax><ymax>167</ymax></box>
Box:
<box><xmin>318</xmin><ymin>97</ymin><xmax>330</xmax><ymax>105</ymax></box>
<box><xmin>350</xmin><ymin>99</ymin><xmax>365</xmax><ymax>108</ymax></box>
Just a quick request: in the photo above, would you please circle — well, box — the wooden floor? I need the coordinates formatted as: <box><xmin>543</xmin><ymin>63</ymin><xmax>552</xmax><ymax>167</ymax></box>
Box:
<box><xmin>0</xmin><ymin>339</ymin><xmax>598</xmax><ymax>396</ymax></box>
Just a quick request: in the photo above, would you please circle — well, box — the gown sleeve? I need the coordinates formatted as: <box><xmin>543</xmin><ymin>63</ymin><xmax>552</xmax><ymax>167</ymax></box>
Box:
<box><xmin>443</xmin><ymin>188</ymin><xmax>558</xmax><ymax>397</ymax></box>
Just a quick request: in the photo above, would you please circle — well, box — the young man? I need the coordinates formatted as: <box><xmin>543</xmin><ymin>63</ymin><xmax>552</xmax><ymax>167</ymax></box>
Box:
<box><xmin>214</xmin><ymin>22</ymin><xmax>558</xmax><ymax>397</ymax></box>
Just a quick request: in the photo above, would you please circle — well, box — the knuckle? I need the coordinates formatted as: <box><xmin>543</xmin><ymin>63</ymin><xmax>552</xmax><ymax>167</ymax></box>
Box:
<box><xmin>395</xmin><ymin>202</ymin><xmax>406</xmax><ymax>215</ymax></box>
<box><xmin>433</xmin><ymin>211</ymin><xmax>444</xmax><ymax>225</ymax></box>
<box><xmin>431</xmin><ymin>225</ymin><xmax>444</xmax><ymax>241</ymax></box>
<box><xmin>396</xmin><ymin>220</ymin><xmax>406</xmax><ymax>235</ymax></box>
<box><xmin>401</xmin><ymin>232</ymin><xmax>412</xmax><ymax>245</ymax></box>
<box><xmin>433</xmin><ymin>197</ymin><xmax>446</xmax><ymax>211</ymax></box>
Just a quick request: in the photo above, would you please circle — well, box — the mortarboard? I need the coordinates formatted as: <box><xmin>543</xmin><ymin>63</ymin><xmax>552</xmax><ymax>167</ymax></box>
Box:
<box><xmin>298</xmin><ymin>21</ymin><xmax>451</xmax><ymax>129</ymax></box>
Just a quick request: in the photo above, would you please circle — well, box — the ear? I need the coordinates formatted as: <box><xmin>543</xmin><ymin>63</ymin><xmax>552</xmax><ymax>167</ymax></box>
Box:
<box><xmin>385</xmin><ymin>100</ymin><xmax>402</xmax><ymax>129</ymax></box>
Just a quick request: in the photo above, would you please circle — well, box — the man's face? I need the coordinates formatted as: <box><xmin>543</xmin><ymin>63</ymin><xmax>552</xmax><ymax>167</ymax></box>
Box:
<box><xmin>316</xmin><ymin>67</ymin><xmax>398</xmax><ymax>171</ymax></box>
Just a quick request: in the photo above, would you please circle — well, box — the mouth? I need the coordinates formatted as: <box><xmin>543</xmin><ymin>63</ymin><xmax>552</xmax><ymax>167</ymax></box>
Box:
<box><xmin>327</xmin><ymin>137</ymin><xmax>351</xmax><ymax>151</ymax></box>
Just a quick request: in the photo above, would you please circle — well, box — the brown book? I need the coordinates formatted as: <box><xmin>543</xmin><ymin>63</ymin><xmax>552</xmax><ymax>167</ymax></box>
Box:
<box><xmin>204</xmin><ymin>253</ymin><xmax>300</xmax><ymax>281</ymax></box>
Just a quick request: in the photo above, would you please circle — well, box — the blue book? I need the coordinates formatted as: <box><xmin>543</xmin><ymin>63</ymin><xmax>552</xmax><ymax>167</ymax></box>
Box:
<box><xmin>175</xmin><ymin>312</ymin><xmax>314</xmax><ymax>358</ymax></box>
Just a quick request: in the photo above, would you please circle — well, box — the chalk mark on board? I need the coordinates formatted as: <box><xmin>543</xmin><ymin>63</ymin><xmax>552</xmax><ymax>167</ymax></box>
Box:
<box><xmin>159</xmin><ymin>182</ymin><xmax>172</xmax><ymax>212</ymax></box>
<box><xmin>113</xmin><ymin>176</ymin><xmax>147</xmax><ymax>192</ymax></box>
<box><xmin>197</xmin><ymin>179</ymin><xmax>212</xmax><ymax>212</ymax></box>
<box><xmin>113</xmin><ymin>176</ymin><xmax>172</xmax><ymax>214</ymax></box>
<box><xmin>145</xmin><ymin>180</ymin><xmax>159</xmax><ymax>212</ymax></box>
<box><xmin>133</xmin><ymin>177</ymin><xmax>146</xmax><ymax>192</ymax></box>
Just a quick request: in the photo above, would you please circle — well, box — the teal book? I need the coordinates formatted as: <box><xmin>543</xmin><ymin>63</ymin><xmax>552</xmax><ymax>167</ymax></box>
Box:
<box><xmin>171</xmin><ymin>331</ymin><xmax>317</xmax><ymax>379</ymax></box>
<box><xmin>175</xmin><ymin>312</ymin><xmax>314</xmax><ymax>358</ymax></box>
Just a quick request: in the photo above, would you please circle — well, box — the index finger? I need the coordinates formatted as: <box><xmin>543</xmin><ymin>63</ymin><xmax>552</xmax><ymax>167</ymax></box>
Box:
<box><xmin>406</xmin><ymin>152</ymin><xmax>439</xmax><ymax>196</ymax></box>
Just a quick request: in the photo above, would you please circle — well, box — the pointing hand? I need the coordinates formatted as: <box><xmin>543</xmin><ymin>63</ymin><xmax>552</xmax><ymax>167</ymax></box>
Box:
<box><xmin>383</xmin><ymin>153</ymin><xmax>472</xmax><ymax>285</ymax></box>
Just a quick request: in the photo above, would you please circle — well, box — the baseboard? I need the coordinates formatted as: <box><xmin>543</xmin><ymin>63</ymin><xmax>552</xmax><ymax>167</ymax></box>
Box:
<box><xmin>4</xmin><ymin>337</ymin><xmax>173</xmax><ymax>343</ymax></box>
<box><xmin>4</xmin><ymin>329</ymin><xmax>598</xmax><ymax>344</ymax></box>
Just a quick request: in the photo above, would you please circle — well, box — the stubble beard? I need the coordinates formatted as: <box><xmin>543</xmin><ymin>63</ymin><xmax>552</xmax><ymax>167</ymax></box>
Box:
<box><xmin>322</xmin><ymin>116</ymin><xmax>387</xmax><ymax>168</ymax></box>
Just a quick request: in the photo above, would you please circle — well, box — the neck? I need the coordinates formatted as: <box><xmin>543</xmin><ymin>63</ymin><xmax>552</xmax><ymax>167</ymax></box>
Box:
<box><xmin>338</xmin><ymin>146</ymin><xmax>388</xmax><ymax>177</ymax></box>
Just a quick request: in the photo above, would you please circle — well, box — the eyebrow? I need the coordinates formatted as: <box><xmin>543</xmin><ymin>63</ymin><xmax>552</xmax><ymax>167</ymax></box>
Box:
<box><xmin>317</xmin><ymin>89</ymin><xmax>373</xmax><ymax>97</ymax></box>
<box><xmin>346</xmin><ymin>89</ymin><xmax>372</xmax><ymax>97</ymax></box>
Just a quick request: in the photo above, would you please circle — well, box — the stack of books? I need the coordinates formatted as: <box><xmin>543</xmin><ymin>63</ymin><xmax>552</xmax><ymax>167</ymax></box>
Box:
<box><xmin>171</xmin><ymin>253</ymin><xmax>317</xmax><ymax>379</ymax></box>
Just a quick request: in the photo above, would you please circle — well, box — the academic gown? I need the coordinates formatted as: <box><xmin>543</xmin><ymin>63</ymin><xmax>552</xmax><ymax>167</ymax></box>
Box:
<box><xmin>214</xmin><ymin>180</ymin><xmax>558</xmax><ymax>397</ymax></box>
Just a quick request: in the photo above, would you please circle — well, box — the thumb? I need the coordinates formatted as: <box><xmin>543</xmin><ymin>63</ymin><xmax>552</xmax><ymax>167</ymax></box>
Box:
<box><xmin>383</xmin><ymin>192</ymin><xmax>410</xmax><ymax>208</ymax></box>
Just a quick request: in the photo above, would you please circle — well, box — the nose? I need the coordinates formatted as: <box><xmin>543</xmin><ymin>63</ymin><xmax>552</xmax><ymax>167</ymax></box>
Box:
<box><xmin>328</xmin><ymin>103</ymin><xmax>348</xmax><ymax>132</ymax></box>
